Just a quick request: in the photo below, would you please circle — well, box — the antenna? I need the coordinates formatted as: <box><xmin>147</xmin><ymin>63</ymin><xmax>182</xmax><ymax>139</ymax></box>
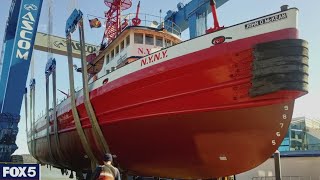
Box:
<box><xmin>160</xmin><ymin>9</ymin><xmax>162</xmax><ymax>24</ymax></box>
<box><xmin>103</xmin><ymin>0</ymin><xmax>132</xmax><ymax>44</ymax></box>
<box><xmin>132</xmin><ymin>1</ymin><xmax>141</xmax><ymax>26</ymax></box>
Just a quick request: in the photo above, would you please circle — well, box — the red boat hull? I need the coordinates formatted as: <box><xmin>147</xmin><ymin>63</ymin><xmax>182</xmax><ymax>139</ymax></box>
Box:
<box><xmin>29</xmin><ymin>26</ymin><xmax>307</xmax><ymax>178</ymax></box>
<box><xmin>33</xmin><ymin>101</ymin><xmax>294</xmax><ymax>178</ymax></box>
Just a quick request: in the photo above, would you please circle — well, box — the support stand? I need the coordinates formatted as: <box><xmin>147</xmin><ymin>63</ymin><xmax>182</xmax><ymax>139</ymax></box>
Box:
<box><xmin>274</xmin><ymin>150</ymin><xmax>282</xmax><ymax>180</ymax></box>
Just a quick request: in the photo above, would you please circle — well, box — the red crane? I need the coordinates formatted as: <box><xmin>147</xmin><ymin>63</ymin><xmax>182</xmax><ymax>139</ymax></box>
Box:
<box><xmin>103</xmin><ymin>0</ymin><xmax>132</xmax><ymax>44</ymax></box>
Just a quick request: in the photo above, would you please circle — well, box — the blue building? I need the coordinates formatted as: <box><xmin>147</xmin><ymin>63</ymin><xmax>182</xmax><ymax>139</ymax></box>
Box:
<box><xmin>279</xmin><ymin>117</ymin><xmax>320</xmax><ymax>152</ymax></box>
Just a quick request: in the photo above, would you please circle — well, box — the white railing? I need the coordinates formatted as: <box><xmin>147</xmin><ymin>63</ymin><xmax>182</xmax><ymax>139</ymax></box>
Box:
<box><xmin>121</xmin><ymin>13</ymin><xmax>181</xmax><ymax>36</ymax></box>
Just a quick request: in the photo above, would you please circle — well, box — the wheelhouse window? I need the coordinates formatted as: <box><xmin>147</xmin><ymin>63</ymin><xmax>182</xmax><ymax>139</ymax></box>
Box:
<box><xmin>156</xmin><ymin>36</ymin><xmax>163</xmax><ymax>47</ymax></box>
<box><xmin>126</xmin><ymin>35</ymin><xmax>130</xmax><ymax>46</ymax></box>
<box><xmin>120</xmin><ymin>40</ymin><xmax>125</xmax><ymax>51</ymax></box>
<box><xmin>106</xmin><ymin>54</ymin><xmax>110</xmax><ymax>64</ymax></box>
<box><xmin>134</xmin><ymin>33</ymin><xmax>143</xmax><ymax>44</ymax></box>
<box><xmin>111</xmin><ymin>49</ymin><xmax>114</xmax><ymax>59</ymax></box>
<box><xmin>115</xmin><ymin>45</ymin><xmax>119</xmax><ymax>55</ymax></box>
<box><xmin>145</xmin><ymin>34</ymin><xmax>154</xmax><ymax>45</ymax></box>
<box><xmin>165</xmin><ymin>39</ymin><xmax>172</xmax><ymax>47</ymax></box>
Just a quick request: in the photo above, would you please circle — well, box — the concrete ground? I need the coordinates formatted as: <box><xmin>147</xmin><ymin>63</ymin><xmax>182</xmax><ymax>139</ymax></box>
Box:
<box><xmin>20</xmin><ymin>154</ymin><xmax>72</xmax><ymax>180</ymax></box>
<box><xmin>41</xmin><ymin>166</ymin><xmax>71</xmax><ymax>180</ymax></box>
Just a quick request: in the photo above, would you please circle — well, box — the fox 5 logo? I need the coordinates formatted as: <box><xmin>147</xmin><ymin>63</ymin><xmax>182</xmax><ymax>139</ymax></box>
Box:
<box><xmin>0</xmin><ymin>164</ymin><xmax>40</xmax><ymax>179</ymax></box>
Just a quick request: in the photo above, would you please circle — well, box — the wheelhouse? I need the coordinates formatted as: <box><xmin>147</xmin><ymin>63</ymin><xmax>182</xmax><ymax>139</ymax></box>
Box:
<box><xmin>86</xmin><ymin>14</ymin><xmax>181</xmax><ymax>83</ymax></box>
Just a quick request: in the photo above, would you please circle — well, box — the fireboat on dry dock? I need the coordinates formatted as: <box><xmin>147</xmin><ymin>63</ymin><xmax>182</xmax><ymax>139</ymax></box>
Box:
<box><xmin>27</xmin><ymin>0</ymin><xmax>308</xmax><ymax>179</ymax></box>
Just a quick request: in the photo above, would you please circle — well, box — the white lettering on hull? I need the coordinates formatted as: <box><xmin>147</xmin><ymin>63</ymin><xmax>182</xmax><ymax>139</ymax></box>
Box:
<box><xmin>140</xmin><ymin>50</ymin><xmax>168</xmax><ymax>66</ymax></box>
<box><xmin>245</xmin><ymin>13</ymin><xmax>287</xmax><ymax>29</ymax></box>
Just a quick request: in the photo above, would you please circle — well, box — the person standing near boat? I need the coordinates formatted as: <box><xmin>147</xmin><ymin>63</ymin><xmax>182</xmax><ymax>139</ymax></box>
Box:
<box><xmin>92</xmin><ymin>153</ymin><xmax>121</xmax><ymax>180</ymax></box>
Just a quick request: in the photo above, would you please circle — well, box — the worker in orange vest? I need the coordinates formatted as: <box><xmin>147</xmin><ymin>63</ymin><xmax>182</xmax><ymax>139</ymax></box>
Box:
<box><xmin>93</xmin><ymin>153</ymin><xmax>121</xmax><ymax>180</ymax></box>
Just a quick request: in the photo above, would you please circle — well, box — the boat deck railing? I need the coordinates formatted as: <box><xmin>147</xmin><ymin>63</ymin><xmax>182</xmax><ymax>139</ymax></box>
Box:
<box><xmin>252</xmin><ymin>176</ymin><xmax>320</xmax><ymax>180</ymax></box>
<box><xmin>121</xmin><ymin>13</ymin><xmax>181</xmax><ymax>36</ymax></box>
<box><xmin>56</xmin><ymin>86</ymin><xmax>81</xmax><ymax>105</ymax></box>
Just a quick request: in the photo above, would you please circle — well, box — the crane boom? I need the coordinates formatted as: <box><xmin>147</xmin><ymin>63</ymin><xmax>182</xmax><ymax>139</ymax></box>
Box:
<box><xmin>0</xmin><ymin>0</ymin><xmax>43</xmax><ymax>161</ymax></box>
<box><xmin>34</xmin><ymin>32</ymin><xmax>98</xmax><ymax>58</ymax></box>
<box><xmin>164</xmin><ymin>0</ymin><xmax>229</xmax><ymax>38</ymax></box>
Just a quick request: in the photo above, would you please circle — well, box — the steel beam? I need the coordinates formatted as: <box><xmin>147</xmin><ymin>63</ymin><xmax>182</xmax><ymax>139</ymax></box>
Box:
<box><xmin>274</xmin><ymin>151</ymin><xmax>282</xmax><ymax>180</ymax></box>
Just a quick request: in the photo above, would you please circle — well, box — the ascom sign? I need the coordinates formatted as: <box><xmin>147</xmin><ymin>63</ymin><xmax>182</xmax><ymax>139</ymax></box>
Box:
<box><xmin>14</xmin><ymin>1</ymin><xmax>42</xmax><ymax>61</ymax></box>
<box><xmin>16</xmin><ymin>10</ymin><xmax>36</xmax><ymax>60</ymax></box>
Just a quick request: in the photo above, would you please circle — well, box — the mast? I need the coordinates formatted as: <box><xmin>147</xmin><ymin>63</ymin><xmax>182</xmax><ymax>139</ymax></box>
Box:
<box><xmin>103</xmin><ymin>0</ymin><xmax>132</xmax><ymax>44</ymax></box>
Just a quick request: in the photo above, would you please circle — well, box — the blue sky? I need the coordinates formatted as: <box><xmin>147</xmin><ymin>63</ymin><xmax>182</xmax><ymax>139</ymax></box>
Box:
<box><xmin>0</xmin><ymin>0</ymin><xmax>319</xmax><ymax>154</ymax></box>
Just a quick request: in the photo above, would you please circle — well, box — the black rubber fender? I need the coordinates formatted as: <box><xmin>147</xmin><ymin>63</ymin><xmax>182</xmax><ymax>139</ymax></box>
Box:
<box><xmin>250</xmin><ymin>39</ymin><xmax>309</xmax><ymax>97</ymax></box>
